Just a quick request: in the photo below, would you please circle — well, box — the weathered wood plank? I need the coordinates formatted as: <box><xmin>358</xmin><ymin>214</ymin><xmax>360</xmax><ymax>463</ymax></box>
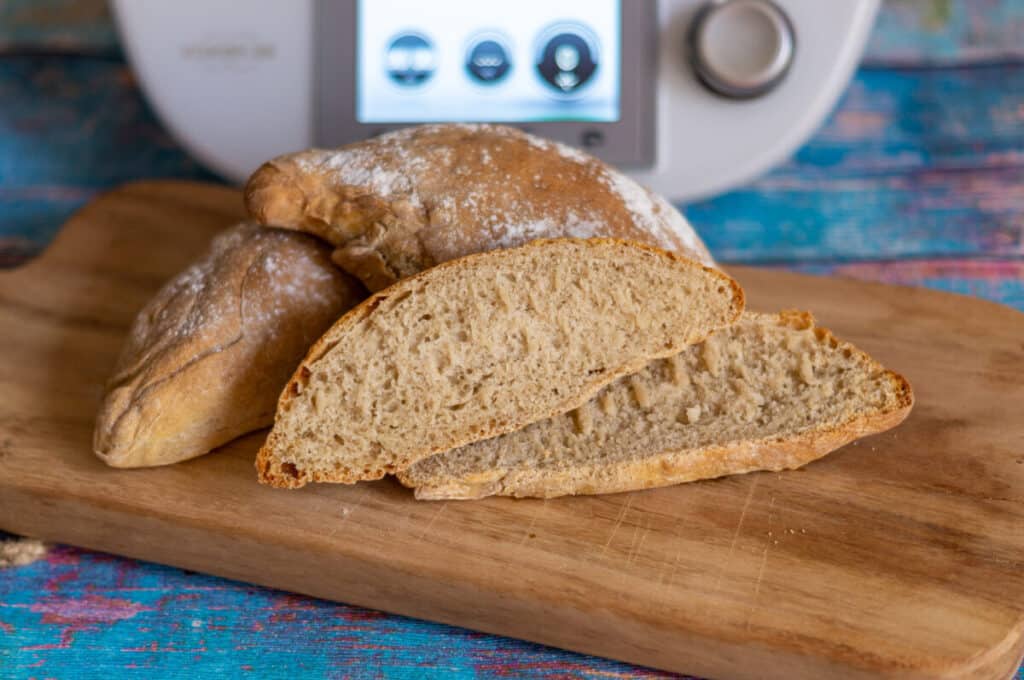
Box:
<box><xmin>781</xmin><ymin>257</ymin><xmax>1024</xmax><ymax>312</ymax></box>
<box><xmin>0</xmin><ymin>57</ymin><xmax>217</xmax><ymax>264</ymax></box>
<box><xmin>0</xmin><ymin>0</ymin><xmax>115</xmax><ymax>53</ymax></box>
<box><xmin>0</xmin><ymin>542</ymin><xmax>683</xmax><ymax>679</ymax></box>
<box><xmin>866</xmin><ymin>0</ymin><xmax>1024</xmax><ymax>65</ymax></box>
<box><xmin>691</xmin><ymin>64</ymin><xmax>1024</xmax><ymax>263</ymax></box>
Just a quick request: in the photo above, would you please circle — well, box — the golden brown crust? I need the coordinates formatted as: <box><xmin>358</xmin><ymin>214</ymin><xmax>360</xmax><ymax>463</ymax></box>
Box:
<box><xmin>397</xmin><ymin>312</ymin><xmax>914</xmax><ymax>500</ymax></box>
<box><xmin>255</xmin><ymin>237</ymin><xmax>743</xmax><ymax>488</ymax></box>
<box><xmin>94</xmin><ymin>224</ymin><xmax>365</xmax><ymax>468</ymax></box>
<box><xmin>244</xmin><ymin>124</ymin><xmax>714</xmax><ymax>292</ymax></box>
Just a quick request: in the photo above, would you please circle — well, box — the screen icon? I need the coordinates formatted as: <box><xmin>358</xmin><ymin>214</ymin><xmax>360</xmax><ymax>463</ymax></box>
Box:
<box><xmin>385</xmin><ymin>32</ymin><xmax>437</xmax><ymax>86</ymax></box>
<box><xmin>466</xmin><ymin>36</ymin><xmax>512</xmax><ymax>84</ymax></box>
<box><xmin>536</xmin><ymin>24</ymin><xmax>599</xmax><ymax>95</ymax></box>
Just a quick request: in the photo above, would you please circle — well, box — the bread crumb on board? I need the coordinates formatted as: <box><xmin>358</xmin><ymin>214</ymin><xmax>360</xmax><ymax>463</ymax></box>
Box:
<box><xmin>0</xmin><ymin>537</ymin><xmax>49</xmax><ymax>568</ymax></box>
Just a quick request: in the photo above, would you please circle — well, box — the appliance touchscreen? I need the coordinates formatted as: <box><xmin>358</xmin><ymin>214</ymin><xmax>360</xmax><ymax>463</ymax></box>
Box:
<box><xmin>356</xmin><ymin>0</ymin><xmax>621</xmax><ymax>123</ymax></box>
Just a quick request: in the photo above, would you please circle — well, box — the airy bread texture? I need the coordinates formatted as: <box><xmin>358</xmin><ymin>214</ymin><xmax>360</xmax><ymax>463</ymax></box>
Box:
<box><xmin>399</xmin><ymin>311</ymin><xmax>914</xmax><ymax>499</ymax></box>
<box><xmin>257</xmin><ymin>238</ymin><xmax>743</xmax><ymax>488</ymax></box>
<box><xmin>94</xmin><ymin>223</ymin><xmax>365</xmax><ymax>467</ymax></box>
<box><xmin>245</xmin><ymin>123</ymin><xmax>713</xmax><ymax>292</ymax></box>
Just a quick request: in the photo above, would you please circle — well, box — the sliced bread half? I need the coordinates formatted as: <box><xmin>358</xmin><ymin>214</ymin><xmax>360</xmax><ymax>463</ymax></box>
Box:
<box><xmin>256</xmin><ymin>238</ymin><xmax>743</xmax><ymax>488</ymax></box>
<box><xmin>398</xmin><ymin>311</ymin><xmax>914</xmax><ymax>499</ymax></box>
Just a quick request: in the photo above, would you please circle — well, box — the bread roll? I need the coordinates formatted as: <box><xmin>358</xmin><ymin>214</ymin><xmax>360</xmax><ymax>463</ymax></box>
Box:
<box><xmin>94</xmin><ymin>223</ymin><xmax>365</xmax><ymax>467</ymax></box>
<box><xmin>245</xmin><ymin>124</ymin><xmax>713</xmax><ymax>292</ymax></box>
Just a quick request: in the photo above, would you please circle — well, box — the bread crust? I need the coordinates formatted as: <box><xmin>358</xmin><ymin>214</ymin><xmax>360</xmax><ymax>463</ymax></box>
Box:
<box><xmin>397</xmin><ymin>311</ymin><xmax>914</xmax><ymax>499</ymax></box>
<box><xmin>245</xmin><ymin>124</ymin><xmax>714</xmax><ymax>292</ymax></box>
<box><xmin>255</xmin><ymin>237</ymin><xmax>743</xmax><ymax>488</ymax></box>
<box><xmin>94</xmin><ymin>224</ymin><xmax>365</xmax><ymax>468</ymax></box>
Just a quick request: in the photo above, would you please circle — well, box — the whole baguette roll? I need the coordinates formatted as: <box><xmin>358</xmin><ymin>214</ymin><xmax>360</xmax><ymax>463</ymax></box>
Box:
<box><xmin>245</xmin><ymin>123</ymin><xmax>714</xmax><ymax>291</ymax></box>
<box><xmin>94</xmin><ymin>223</ymin><xmax>365</xmax><ymax>468</ymax></box>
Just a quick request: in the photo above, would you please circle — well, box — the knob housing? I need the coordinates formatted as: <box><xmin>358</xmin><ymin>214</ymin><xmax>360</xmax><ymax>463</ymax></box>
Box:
<box><xmin>690</xmin><ymin>0</ymin><xmax>796</xmax><ymax>99</ymax></box>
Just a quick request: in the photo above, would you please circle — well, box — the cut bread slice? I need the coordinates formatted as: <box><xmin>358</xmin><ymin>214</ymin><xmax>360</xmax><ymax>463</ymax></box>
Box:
<box><xmin>398</xmin><ymin>311</ymin><xmax>914</xmax><ymax>500</ymax></box>
<box><xmin>256</xmin><ymin>238</ymin><xmax>743</xmax><ymax>488</ymax></box>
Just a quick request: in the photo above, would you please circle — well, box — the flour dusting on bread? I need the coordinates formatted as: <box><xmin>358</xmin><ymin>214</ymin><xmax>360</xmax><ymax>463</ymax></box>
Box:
<box><xmin>93</xmin><ymin>223</ymin><xmax>365</xmax><ymax>468</ymax></box>
<box><xmin>245</xmin><ymin>123</ymin><xmax>714</xmax><ymax>292</ymax></box>
<box><xmin>297</xmin><ymin>145</ymin><xmax>425</xmax><ymax>207</ymax></box>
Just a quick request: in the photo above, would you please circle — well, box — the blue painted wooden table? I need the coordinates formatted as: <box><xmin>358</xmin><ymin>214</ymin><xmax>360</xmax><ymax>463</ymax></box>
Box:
<box><xmin>1</xmin><ymin>2</ymin><xmax>1023</xmax><ymax>678</ymax></box>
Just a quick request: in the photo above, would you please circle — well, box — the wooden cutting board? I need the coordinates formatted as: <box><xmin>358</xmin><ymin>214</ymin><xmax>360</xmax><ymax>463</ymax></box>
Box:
<box><xmin>1</xmin><ymin>181</ymin><xmax>1023</xmax><ymax>679</ymax></box>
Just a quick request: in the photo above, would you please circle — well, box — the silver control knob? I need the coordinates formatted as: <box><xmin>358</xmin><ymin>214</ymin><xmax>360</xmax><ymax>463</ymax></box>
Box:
<box><xmin>690</xmin><ymin>0</ymin><xmax>795</xmax><ymax>99</ymax></box>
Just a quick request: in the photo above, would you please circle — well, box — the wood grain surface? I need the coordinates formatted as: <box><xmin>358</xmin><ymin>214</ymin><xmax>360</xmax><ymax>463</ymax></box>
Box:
<box><xmin>2</xmin><ymin>181</ymin><xmax>1023</xmax><ymax>680</ymax></box>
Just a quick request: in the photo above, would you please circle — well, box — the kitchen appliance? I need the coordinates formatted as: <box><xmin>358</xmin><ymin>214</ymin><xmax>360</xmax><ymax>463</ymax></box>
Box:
<box><xmin>112</xmin><ymin>0</ymin><xmax>878</xmax><ymax>201</ymax></box>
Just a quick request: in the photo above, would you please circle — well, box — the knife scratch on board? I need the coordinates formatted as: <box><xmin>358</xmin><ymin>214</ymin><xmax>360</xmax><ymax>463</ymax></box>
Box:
<box><xmin>628</xmin><ymin>520</ymin><xmax>651</xmax><ymax>565</ymax></box>
<box><xmin>746</xmin><ymin>495</ymin><xmax>777</xmax><ymax>631</ymax></box>
<box><xmin>709</xmin><ymin>475</ymin><xmax>760</xmax><ymax>601</ymax></box>
<box><xmin>413</xmin><ymin>502</ymin><xmax>448</xmax><ymax>543</ymax></box>
<box><xmin>516</xmin><ymin>499</ymin><xmax>548</xmax><ymax>547</ymax></box>
<box><xmin>324</xmin><ymin>485</ymin><xmax>372</xmax><ymax>539</ymax></box>
<box><xmin>600</xmin><ymin>494</ymin><xmax>633</xmax><ymax>556</ymax></box>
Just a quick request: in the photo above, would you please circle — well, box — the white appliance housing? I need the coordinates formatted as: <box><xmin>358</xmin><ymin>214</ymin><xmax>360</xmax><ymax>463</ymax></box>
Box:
<box><xmin>112</xmin><ymin>0</ymin><xmax>878</xmax><ymax>202</ymax></box>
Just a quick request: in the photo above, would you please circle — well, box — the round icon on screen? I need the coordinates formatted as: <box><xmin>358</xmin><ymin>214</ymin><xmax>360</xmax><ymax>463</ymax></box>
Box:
<box><xmin>385</xmin><ymin>32</ymin><xmax>437</xmax><ymax>86</ymax></box>
<box><xmin>466</xmin><ymin>36</ymin><xmax>512</xmax><ymax>84</ymax></box>
<box><xmin>535</xmin><ymin>24</ymin><xmax>599</xmax><ymax>96</ymax></box>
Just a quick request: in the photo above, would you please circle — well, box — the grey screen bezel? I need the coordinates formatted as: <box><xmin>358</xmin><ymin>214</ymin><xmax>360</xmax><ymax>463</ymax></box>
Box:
<box><xmin>315</xmin><ymin>0</ymin><xmax>656</xmax><ymax>167</ymax></box>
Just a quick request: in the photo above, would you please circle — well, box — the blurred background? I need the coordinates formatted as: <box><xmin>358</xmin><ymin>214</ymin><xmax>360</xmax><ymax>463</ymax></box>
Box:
<box><xmin>1</xmin><ymin>1</ymin><xmax>1022</xmax><ymax>678</ymax></box>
